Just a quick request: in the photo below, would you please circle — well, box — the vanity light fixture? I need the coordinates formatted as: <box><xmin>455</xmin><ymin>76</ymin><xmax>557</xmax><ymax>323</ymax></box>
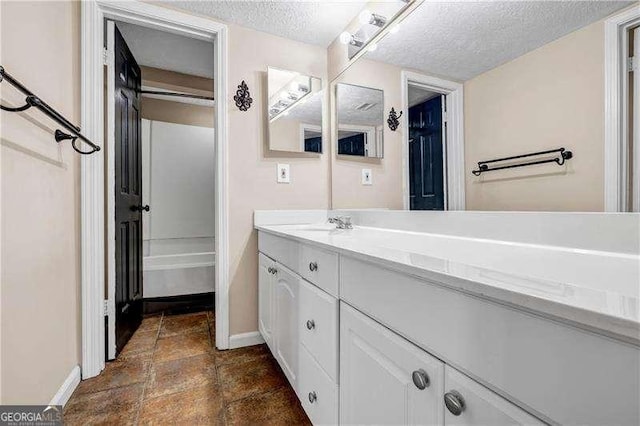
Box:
<box><xmin>340</xmin><ymin>31</ymin><xmax>364</xmax><ymax>47</ymax></box>
<box><xmin>359</xmin><ymin>9</ymin><xmax>387</xmax><ymax>28</ymax></box>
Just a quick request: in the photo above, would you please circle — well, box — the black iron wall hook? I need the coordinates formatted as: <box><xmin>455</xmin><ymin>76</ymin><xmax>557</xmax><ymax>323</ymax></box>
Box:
<box><xmin>472</xmin><ymin>147</ymin><xmax>573</xmax><ymax>176</ymax></box>
<box><xmin>0</xmin><ymin>65</ymin><xmax>100</xmax><ymax>155</ymax></box>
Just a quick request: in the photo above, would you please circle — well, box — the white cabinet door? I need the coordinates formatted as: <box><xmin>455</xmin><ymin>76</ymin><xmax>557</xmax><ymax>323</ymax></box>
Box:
<box><xmin>258</xmin><ymin>253</ymin><xmax>274</xmax><ymax>350</ymax></box>
<box><xmin>444</xmin><ymin>367</ymin><xmax>543</xmax><ymax>426</ymax></box>
<box><xmin>274</xmin><ymin>264</ymin><xmax>300</xmax><ymax>388</ymax></box>
<box><xmin>340</xmin><ymin>303</ymin><xmax>445</xmax><ymax>425</ymax></box>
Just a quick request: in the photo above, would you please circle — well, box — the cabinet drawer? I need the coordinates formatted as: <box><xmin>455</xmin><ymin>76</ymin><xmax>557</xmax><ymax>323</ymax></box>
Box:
<box><xmin>298</xmin><ymin>345</ymin><xmax>339</xmax><ymax>426</ymax></box>
<box><xmin>444</xmin><ymin>367</ymin><xmax>543</xmax><ymax>425</ymax></box>
<box><xmin>300</xmin><ymin>244</ymin><xmax>339</xmax><ymax>297</ymax></box>
<box><xmin>299</xmin><ymin>278</ymin><xmax>339</xmax><ymax>381</ymax></box>
<box><xmin>259</xmin><ymin>232</ymin><xmax>299</xmax><ymax>273</ymax></box>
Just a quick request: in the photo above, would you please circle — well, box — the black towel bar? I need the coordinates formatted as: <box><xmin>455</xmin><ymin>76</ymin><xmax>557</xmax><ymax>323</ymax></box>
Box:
<box><xmin>472</xmin><ymin>147</ymin><xmax>573</xmax><ymax>176</ymax></box>
<box><xmin>0</xmin><ymin>65</ymin><xmax>100</xmax><ymax>155</ymax></box>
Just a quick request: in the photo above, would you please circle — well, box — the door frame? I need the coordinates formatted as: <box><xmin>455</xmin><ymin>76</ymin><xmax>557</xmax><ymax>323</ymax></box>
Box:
<box><xmin>81</xmin><ymin>0</ymin><xmax>229</xmax><ymax>378</ymax></box>
<box><xmin>604</xmin><ymin>5</ymin><xmax>640</xmax><ymax>212</ymax></box>
<box><xmin>401</xmin><ymin>71</ymin><xmax>465</xmax><ymax>210</ymax></box>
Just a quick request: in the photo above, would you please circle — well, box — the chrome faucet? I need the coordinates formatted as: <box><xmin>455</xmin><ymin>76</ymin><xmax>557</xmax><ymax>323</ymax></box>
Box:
<box><xmin>328</xmin><ymin>215</ymin><xmax>353</xmax><ymax>229</ymax></box>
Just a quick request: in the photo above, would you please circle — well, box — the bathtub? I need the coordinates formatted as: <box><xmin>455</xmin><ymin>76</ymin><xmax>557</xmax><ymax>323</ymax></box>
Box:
<box><xmin>143</xmin><ymin>238</ymin><xmax>215</xmax><ymax>298</ymax></box>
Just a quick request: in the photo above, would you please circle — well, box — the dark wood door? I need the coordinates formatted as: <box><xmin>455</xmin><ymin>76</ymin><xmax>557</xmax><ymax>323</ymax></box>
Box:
<box><xmin>338</xmin><ymin>133</ymin><xmax>366</xmax><ymax>156</ymax></box>
<box><xmin>408</xmin><ymin>95</ymin><xmax>445</xmax><ymax>210</ymax></box>
<box><xmin>114</xmin><ymin>24</ymin><xmax>143</xmax><ymax>354</ymax></box>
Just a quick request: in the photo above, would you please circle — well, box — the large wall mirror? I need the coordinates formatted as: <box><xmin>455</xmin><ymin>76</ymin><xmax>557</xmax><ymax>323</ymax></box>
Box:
<box><xmin>336</xmin><ymin>83</ymin><xmax>384</xmax><ymax>158</ymax></box>
<box><xmin>268</xmin><ymin>67</ymin><xmax>323</xmax><ymax>153</ymax></box>
<box><xmin>329</xmin><ymin>0</ymin><xmax>637</xmax><ymax>213</ymax></box>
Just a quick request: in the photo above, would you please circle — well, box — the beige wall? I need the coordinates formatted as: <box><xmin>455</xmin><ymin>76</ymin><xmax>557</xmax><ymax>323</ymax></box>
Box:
<box><xmin>0</xmin><ymin>1</ymin><xmax>81</xmax><ymax>404</ymax></box>
<box><xmin>140</xmin><ymin>66</ymin><xmax>215</xmax><ymax>128</ymax></box>
<box><xmin>331</xmin><ymin>58</ymin><xmax>404</xmax><ymax>210</ymax></box>
<box><xmin>142</xmin><ymin>98</ymin><xmax>214</xmax><ymax>128</ymax></box>
<box><xmin>227</xmin><ymin>23</ymin><xmax>329</xmax><ymax>334</ymax></box>
<box><xmin>464</xmin><ymin>19</ymin><xmax>606</xmax><ymax>211</ymax></box>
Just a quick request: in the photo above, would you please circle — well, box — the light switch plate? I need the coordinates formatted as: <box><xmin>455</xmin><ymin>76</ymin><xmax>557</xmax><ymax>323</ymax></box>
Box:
<box><xmin>362</xmin><ymin>168</ymin><xmax>372</xmax><ymax>185</ymax></box>
<box><xmin>277</xmin><ymin>164</ymin><xmax>290</xmax><ymax>183</ymax></box>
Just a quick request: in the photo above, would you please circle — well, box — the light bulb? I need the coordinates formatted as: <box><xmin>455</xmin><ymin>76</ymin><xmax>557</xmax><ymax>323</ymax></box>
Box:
<box><xmin>390</xmin><ymin>25</ymin><xmax>400</xmax><ymax>34</ymax></box>
<box><xmin>359</xmin><ymin>10</ymin><xmax>373</xmax><ymax>25</ymax></box>
<box><xmin>339</xmin><ymin>31</ymin><xmax>352</xmax><ymax>45</ymax></box>
<box><xmin>280</xmin><ymin>92</ymin><xmax>290</xmax><ymax>100</ymax></box>
<box><xmin>368</xmin><ymin>43</ymin><xmax>378</xmax><ymax>52</ymax></box>
<box><xmin>358</xmin><ymin>10</ymin><xmax>386</xmax><ymax>27</ymax></box>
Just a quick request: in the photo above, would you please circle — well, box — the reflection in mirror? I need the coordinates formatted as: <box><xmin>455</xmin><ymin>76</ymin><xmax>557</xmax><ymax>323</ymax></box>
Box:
<box><xmin>330</xmin><ymin>1</ymin><xmax>637</xmax><ymax>212</ymax></box>
<box><xmin>268</xmin><ymin>67</ymin><xmax>323</xmax><ymax>153</ymax></box>
<box><xmin>336</xmin><ymin>83</ymin><xmax>384</xmax><ymax>158</ymax></box>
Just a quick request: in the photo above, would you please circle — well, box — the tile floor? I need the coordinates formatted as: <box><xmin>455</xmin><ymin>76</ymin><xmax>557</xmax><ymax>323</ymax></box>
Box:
<box><xmin>63</xmin><ymin>311</ymin><xmax>311</xmax><ymax>425</ymax></box>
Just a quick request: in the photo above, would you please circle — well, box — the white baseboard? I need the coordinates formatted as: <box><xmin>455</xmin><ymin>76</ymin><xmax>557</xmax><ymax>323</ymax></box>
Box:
<box><xmin>229</xmin><ymin>331</ymin><xmax>265</xmax><ymax>349</ymax></box>
<box><xmin>49</xmin><ymin>365</ymin><xmax>81</xmax><ymax>407</ymax></box>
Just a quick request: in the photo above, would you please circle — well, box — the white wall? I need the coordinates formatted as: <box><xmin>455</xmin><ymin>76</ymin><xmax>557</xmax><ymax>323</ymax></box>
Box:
<box><xmin>141</xmin><ymin>119</ymin><xmax>216</xmax><ymax>298</ymax></box>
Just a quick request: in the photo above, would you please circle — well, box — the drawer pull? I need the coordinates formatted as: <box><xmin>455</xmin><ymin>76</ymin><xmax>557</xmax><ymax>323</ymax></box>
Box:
<box><xmin>267</xmin><ymin>267</ymin><xmax>273</xmax><ymax>273</ymax></box>
<box><xmin>444</xmin><ymin>391</ymin><xmax>465</xmax><ymax>416</ymax></box>
<box><xmin>271</xmin><ymin>267</ymin><xmax>277</xmax><ymax>275</ymax></box>
<box><xmin>309</xmin><ymin>262</ymin><xmax>318</xmax><ymax>272</ymax></box>
<box><xmin>412</xmin><ymin>369</ymin><xmax>430</xmax><ymax>390</ymax></box>
<box><xmin>308</xmin><ymin>391</ymin><xmax>317</xmax><ymax>404</ymax></box>
<box><xmin>306</xmin><ymin>319</ymin><xmax>316</xmax><ymax>330</ymax></box>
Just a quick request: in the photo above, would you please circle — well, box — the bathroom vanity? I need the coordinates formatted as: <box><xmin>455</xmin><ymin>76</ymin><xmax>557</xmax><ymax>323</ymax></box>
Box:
<box><xmin>255</xmin><ymin>210</ymin><xmax>640</xmax><ymax>426</ymax></box>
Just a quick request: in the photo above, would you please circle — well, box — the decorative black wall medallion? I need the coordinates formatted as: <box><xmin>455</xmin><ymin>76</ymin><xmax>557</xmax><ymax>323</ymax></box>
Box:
<box><xmin>234</xmin><ymin>80</ymin><xmax>253</xmax><ymax>111</ymax></box>
<box><xmin>387</xmin><ymin>107</ymin><xmax>402</xmax><ymax>131</ymax></box>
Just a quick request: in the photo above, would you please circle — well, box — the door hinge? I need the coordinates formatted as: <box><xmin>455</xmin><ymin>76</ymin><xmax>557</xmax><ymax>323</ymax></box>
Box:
<box><xmin>103</xmin><ymin>48</ymin><xmax>109</xmax><ymax>66</ymax></box>
<box><xmin>104</xmin><ymin>300</ymin><xmax>109</xmax><ymax>316</ymax></box>
<box><xmin>443</xmin><ymin>111</ymin><xmax>448</xmax><ymax>123</ymax></box>
<box><xmin>628</xmin><ymin>57</ymin><xmax>637</xmax><ymax>72</ymax></box>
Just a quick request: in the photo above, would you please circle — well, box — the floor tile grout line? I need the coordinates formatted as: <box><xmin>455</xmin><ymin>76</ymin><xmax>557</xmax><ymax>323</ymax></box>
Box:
<box><xmin>132</xmin><ymin>312</ymin><xmax>163</xmax><ymax>426</ymax></box>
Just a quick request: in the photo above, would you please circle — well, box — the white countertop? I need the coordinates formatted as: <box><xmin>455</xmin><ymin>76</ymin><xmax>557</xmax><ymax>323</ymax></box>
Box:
<box><xmin>256</xmin><ymin>223</ymin><xmax>640</xmax><ymax>344</ymax></box>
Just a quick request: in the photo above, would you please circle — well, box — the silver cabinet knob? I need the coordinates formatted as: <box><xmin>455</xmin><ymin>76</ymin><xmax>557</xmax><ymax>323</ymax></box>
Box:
<box><xmin>444</xmin><ymin>391</ymin><xmax>465</xmax><ymax>416</ymax></box>
<box><xmin>412</xmin><ymin>369</ymin><xmax>430</xmax><ymax>390</ymax></box>
<box><xmin>271</xmin><ymin>267</ymin><xmax>277</xmax><ymax>275</ymax></box>
<box><xmin>309</xmin><ymin>262</ymin><xmax>318</xmax><ymax>272</ymax></box>
<box><xmin>306</xmin><ymin>319</ymin><xmax>315</xmax><ymax>330</ymax></box>
<box><xmin>308</xmin><ymin>391</ymin><xmax>317</xmax><ymax>404</ymax></box>
<box><xmin>267</xmin><ymin>267</ymin><xmax>273</xmax><ymax>273</ymax></box>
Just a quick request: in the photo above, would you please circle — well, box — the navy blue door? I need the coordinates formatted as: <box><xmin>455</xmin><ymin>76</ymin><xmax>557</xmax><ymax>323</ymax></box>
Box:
<box><xmin>408</xmin><ymin>96</ymin><xmax>445</xmax><ymax>210</ymax></box>
<box><xmin>338</xmin><ymin>133</ymin><xmax>365</xmax><ymax>156</ymax></box>
<box><xmin>305</xmin><ymin>137</ymin><xmax>322</xmax><ymax>153</ymax></box>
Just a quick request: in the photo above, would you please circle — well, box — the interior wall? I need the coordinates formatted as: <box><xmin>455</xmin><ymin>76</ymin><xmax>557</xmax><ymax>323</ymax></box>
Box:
<box><xmin>330</xmin><ymin>58</ymin><xmax>404</xmax><ymax>210</ymax></box>
<box><xmin>227</xmin><ymin>23</ymin><xmax>329</xmax><ymax>335</ymax></box>
<box><xmin>0</xmin><ymin>0</ymin><xmax>81</xmax><ymax>404</ymax></box>
<box><xmin>464</xmin><ymin>18</ymin><xmax>607</xmax><ymax>211</ymax></box>
<box><xmin>140</xmin><ymin>66</ymin><xmax>215</xmax><ymax>128</ymax></box>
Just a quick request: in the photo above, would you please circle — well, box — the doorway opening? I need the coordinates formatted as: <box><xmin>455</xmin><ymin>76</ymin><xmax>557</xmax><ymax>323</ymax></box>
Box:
<box><xmin>81</xmin><ymin>1</ymin><xmax>228</xmax><ymax>379</ymax></box>
<box><xmin>408</xmin><ymin>85</ymin><xmax>447</xmax><ymax>210</ymax></box>
<box><xmin>105</xmin><ymin>20</ymin><xmax>217</xmax><ymax>359</ymax></box>
<box><xmin>401</xmin><ymin>71</ymin><xmax>465</xmax><ymax>211</ymax></box>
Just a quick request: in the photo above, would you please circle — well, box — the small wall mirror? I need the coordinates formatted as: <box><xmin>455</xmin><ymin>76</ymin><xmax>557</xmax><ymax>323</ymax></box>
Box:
<box><xmin>268</xmin><ymin>67</ymin><xmax>323</xmax><ymax>153</ymax></box>
<box><xmin>335</xmin><ymin>82</ymin><xmax>384</xmax><ymax>158</ymax></box>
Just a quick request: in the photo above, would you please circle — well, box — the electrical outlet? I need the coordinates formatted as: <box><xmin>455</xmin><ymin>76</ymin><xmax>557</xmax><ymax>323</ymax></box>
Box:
<box><xmin>277</xmin><ymin>164</ymin><xmax>290</xmax><ymax>183</ymax></box>
<box><xmin>362</xmin><ymin>168</ymin><xmax>372</xmax><ymax>185</ymax></box>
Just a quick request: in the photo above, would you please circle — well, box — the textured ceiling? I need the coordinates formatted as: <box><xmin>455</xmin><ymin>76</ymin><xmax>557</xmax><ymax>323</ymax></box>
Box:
<box><xmin>286</xmin><ymin>90</ymin><xmax>324</xmax><ymax>124</ymax></box>
<box><xmin>337</xmin><ymin>83</ymin><xmax>384</xmax><ymax>126</ymax></box>
<box><xmin>366</xmin><ymin>1</ymin><xmax>634</xmax><ymax>81</ymax></box>
<box><xmin>163</xmin><ymin>0</ymin><xmax>369</xmax><ymax>46</ymax></box>
<box><xmin>117</xmin><ymin>22</ymin><xmax>214</xmax><ymax>78</ymax></box>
